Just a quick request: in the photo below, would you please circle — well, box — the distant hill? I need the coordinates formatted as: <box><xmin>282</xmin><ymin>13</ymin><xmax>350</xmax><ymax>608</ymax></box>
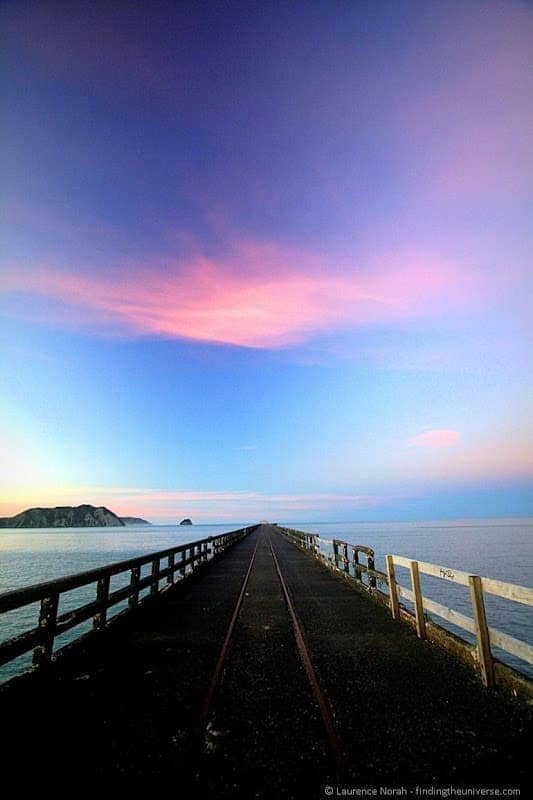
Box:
<box><xmin>121</xmin><ymin>516</ymin><xmax>151</xmax><ymax>526</ymax></box>
<box><xmin>0</xmin><ymin>505</ymin><xmax>126</xmax><ymax>528</ymax></box>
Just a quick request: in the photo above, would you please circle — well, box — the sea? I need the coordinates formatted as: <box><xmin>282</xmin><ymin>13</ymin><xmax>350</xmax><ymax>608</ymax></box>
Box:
<box><xmin>0</xmin><ymin>518</ymin><xmax>531</xmax><ymax>684</ymax></box>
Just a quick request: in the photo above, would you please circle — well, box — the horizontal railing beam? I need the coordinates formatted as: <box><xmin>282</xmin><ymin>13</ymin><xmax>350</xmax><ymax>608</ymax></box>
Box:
<box><xmin>488</xmin><ymin>626</ymin><xmax>533</xmax><ymax>665</ymax></box>
<box><xmin>417</xmin><ymin>595</ymin><xmax>476</xmax><ymax>635</ymax></box>
<box><xmin>392</xmin><ymin>554</ymin><xmax>471</xmax><ymax>587</ymax></box>
<box><xmin>0</xmin><ymin>627</ymin><xmax>42</xmax><ymax>667</ymax></box>
<box><xmin>481</xmin><ymin>577</ymin><xmax>533</xmax><ymax>606</ymax></box>
<box><xmin>391</xmin><ymin>555</ymin><xmax>533</xmax><ymax>605</ymax></box>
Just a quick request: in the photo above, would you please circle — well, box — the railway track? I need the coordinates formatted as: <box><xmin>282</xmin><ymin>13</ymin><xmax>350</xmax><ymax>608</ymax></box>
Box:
<box><xmin>195</xmin><ymin>527</ymin><xmax>342</xmax><ymax>779</ymax></box>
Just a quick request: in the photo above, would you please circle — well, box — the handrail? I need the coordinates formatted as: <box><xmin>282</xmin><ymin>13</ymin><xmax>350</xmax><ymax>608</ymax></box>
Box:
<box><xmin>0</xmin><ymin>539</ymin><xmax>213</xmax><ymax>613</ymax></box>
<box><xmin>390</xmin><ymin>554</ymin><xmax>533</xmax><ymax>605</ymax></box>
<box><xmin>387</xmin><ymin>554</ymin><xmax>533</xmax><ymax>687</ymax></box>
<box><xmin>276</xmin><ymin>525</ymin><xmax>532</xmax><ymax>689</ymax></box>
<box><xmin>276</xmin><ymin>526</ymin><xmax>384</xmax><ymax>588</ymax></box>
<box><xmin>0</xmin><ymin>525</ymin><xmax>256</xmax><ymax>673</ymax></box>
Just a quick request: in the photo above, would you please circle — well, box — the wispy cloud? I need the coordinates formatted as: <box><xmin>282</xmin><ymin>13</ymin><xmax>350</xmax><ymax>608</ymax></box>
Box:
<box><xmin>0</xmin><ymin>485</ymin><xmax>400</xmax><ymax>522</ymax></box>
<box><xmin>1</xmin><ymin>240</ymin><xmax>479</xmax><ymax>348</ymax></box>
<box><xmin>408</xmin><ymin>430</ymin><xmax>460</xmax><ymax>449</ymax></box>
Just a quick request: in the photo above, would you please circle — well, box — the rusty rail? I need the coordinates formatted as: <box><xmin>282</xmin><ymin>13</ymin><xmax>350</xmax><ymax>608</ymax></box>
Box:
<box><xmin>0</xmin><ymin>525</ymin><xmax>256</xmax><ymax>672</ymax></box>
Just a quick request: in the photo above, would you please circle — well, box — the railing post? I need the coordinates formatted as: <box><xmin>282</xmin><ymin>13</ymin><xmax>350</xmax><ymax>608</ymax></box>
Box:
<box><xmin>343</xmin><ymin>543</ymin><xmax>350</xmax><ymax>576</ymax></box>
<box><xmin>367</xmin><ymin>550</ymin><xmax>376</xmax><ymax>588</ymax></box>
<box><xmin>93</xmin><ymin>575</ymin><xmax>110</xmax><ymax>630</ymax></box>
<box><xmin>129</xmin><ymin>566</ymin><xmax>140</xmax><ymax>607</ymax></box>
<box><xmin>333</xmin><ymin>540</ymin><xmax>339</xmax><ymax>569</ymax></box>
<box><xmin>352</xmin><ymin>549</ymin><xmax>361</xmax><ymax>582</ymax></box>
<box><xmin>469</xmin><ymin>575</ymin><xmax>494</xmax><ymax>688</ymax></box>
<box><xmin>151</xmin><ymin>558</ymin><xmax>160</xmax><ymax>596</ymax></box>
<box><xmin>33</xmin><ymin>593</ymin><xmax>59</xmax><ymax>667</ymax></box>
<box><xmin>167</xmin><ymin>553</ymin><xmax>175</xmax><ymax>585</ymax></box>
<box><xmin>180</xmin><ymin>549</ymin><xmax>187</xmax><ymax>578</ymax></box>
<box><xmin>386</xmin><ymin>555</ymin><xmax>400</xmax><ymax>619</ymax></box>
<box><xmin>409</xmin><ymin>560</ymin><xmax>426</xmax><ymax>639</ymax></box>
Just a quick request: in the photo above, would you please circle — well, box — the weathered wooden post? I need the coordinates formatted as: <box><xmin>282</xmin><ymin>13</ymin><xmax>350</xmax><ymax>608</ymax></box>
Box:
<box><xmin>333</xmin><ymin>540</ymin><xmax>339</xmax><ymax>569</ymax></box>
<box><xmin>33</xmin><ymin>593</ymin><xmax>59</xmax><ymax>667</ymax></box>
<box><xmin>343</xmin><ymin>543</ymin><xmax>350</xmax><ymax>576</ymax></box>
<box><xmin>167</xmin><ymin>553</ymin><xmax>175</xmax><ymax>585</ymax></box>
<box><xmin>93</xmin><ymin>575</ymin><xmax>110</xmax><ymax>630</ymax></box>
<box><xmin>469</xmin><ymin>575</ymin><xmax>494</xmax><ymax>687</ymax></box>
<box><xmin>180</xmin><ymin>549</ymin><xmax>187</xmax><ymax>578</ymax></box>
<box><xmin>151</xmin><ymin>558</ymin><xmax>160</xmax><ymax>596</ymax></box>
<box><xmin>129</xmin><ymin>565</ymin><xmax>140</xmax><ymax>607</ymax></box>
<box><xmin>409</xmin><ymin>560</ymin><xmax>426</xmax><ymax>639</ymax></box>
<box><xmin>367</xmin><ymin>550</ymin><xmax>376</xmax><ymax>588</ymax></box>
<box><xmin>352</xmin><ymin>549</ymin><xmax>361</xmax><ymax>582</ymax></box>
<box><xmin>386</xmin><ymin>555</ymin><xmax>400</xmax><ymax>619</ymax></box>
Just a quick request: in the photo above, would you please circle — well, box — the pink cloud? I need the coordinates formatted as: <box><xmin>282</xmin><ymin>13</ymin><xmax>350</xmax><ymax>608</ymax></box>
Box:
<box><xmin>1</xmin><ymin>240</ymin><xmax>479</xmax><ymax>348</ymax></box>
<box><xmin>408</xmin><ymin>430</ymin><xmax>461</xmax><ymax>449</ymax></box>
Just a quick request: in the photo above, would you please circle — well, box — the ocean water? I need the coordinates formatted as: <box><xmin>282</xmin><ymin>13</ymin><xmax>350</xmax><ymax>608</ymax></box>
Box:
<box><xmin>0</xmin><ymin>518</ymin><xmax>531</xmax><ymax>683</ymax></box>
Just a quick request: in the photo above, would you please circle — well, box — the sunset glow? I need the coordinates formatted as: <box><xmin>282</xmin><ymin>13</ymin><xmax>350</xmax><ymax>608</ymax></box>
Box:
<box><xmin>408</xmin><ymin>431</ymin><xmax>461</xmax><ymax>449</ymax></box>
<box><xmin>0</xmin><ymin>0</ymin><xmax>531</xmax><ymax>522</ymax></box>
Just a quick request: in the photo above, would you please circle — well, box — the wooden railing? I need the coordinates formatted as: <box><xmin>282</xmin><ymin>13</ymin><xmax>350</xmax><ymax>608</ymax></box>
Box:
<box><xmin>387</xmin><ymin>554</ymin><xmax>533</xmax><ymax>687</ymax></box>
<box><xmin>0</xmin><ymin>525</ymin><xmax>256</xmax><ymax>672</ymax></box>
<box><xmin>277</xmin><ymin>525</ymin><xmax>533</xmax><ymax>688</ymax></box>
<box><xmin>276</xmin><ymin>526</ymin><xmax>386</xmax><ymax>589</ymax></box>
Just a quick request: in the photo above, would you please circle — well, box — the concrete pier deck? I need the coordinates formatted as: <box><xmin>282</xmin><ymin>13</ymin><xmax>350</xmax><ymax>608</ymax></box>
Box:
<box><xmin>2</xmin><ymin>525</ymin><xmax>530</xmax><ymax>795</ymax></box>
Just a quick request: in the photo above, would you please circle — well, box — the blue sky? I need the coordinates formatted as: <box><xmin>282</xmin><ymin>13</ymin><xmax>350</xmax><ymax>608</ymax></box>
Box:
<box><xmin>1</xmin><ymin>1</ymin><xmax>532</xmax><ymax>522</ymax></box>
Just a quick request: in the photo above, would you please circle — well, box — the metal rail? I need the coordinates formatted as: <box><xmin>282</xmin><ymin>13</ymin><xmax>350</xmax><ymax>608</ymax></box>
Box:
<box><xmin>195</xmin><ymin>528</ymin><xmax>344</xmax><ymax>779</ymax></box>
<box><xmin>0</xmin><ymin>525</ymin><xmax>256</xmax><ymax>673</ymax></box>
<box><xmin>269</xmin><ymin>538</ymin><xmax>343</xmax><ymax>776</ymax></box>
<box><xmin>197</xmin><ymin>534</ymin><xmax>261</xmax><ymax>732</ymax></box>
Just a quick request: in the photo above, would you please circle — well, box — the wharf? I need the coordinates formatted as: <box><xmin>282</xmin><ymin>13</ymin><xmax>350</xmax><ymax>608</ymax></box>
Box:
<box><xmin>1</xmin><ymin>524</ymin><xmax>530</xmax><ymax>795</ymax></box>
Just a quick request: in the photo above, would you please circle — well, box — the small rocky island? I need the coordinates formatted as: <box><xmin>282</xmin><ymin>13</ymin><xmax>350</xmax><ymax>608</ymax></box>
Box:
<box><xmin>0</xmin><ymin>505</ymin><xmax>150</xmax><ymax>528</ymax></box>
<box><xmin>179</xmin><ymin>518</ymin><xmax>193</xmax><ymax>526</ymax></box>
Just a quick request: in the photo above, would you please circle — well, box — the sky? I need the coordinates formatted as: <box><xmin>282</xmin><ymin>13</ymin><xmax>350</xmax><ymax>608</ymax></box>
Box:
<box><xmin>0</xmin><ymin>0</ymin><xmax>532</xmax><ymax>524</ymax></box>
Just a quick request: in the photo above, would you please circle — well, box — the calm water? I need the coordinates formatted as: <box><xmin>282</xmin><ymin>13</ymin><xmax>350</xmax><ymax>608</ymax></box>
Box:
<box><xmin>0</xmin><ymin>518</ymin><xmax>531</xmax><ymax>682</ymax></box>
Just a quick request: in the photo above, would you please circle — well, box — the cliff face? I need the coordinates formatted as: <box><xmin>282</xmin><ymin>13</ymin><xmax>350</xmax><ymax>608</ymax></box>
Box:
<box><xmin>121</xmin><ymin>516</ymin><xmax>151</xmax><ymax>525</ymax></box>
<box><xmin>0</xmin><ymin>505</ymin><xmax>125</xmax><ymax>528</ymax></box>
